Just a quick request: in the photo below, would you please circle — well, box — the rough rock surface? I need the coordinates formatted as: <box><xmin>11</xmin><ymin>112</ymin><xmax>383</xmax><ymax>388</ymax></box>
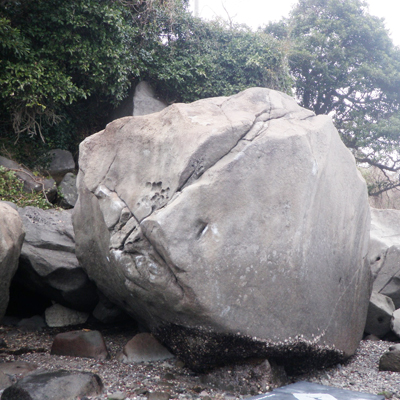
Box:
<box><xmin>51</xmin><ymin>330</ymin><xmax>109</xmax><ymax>360</ymax></box>
<box><xmin>47</xmin><ymin>149</ymin><xmax>76</xmax><ymax>184</ymax></box>
<box><xmin>370</xmin><ymin>208</ymin><xmax>400</xmax><ymax>308</ymax></box>
<box><xmin>58</xmin><ymin>172</ymin><xmax>78</xmax><ymax>209</ymax></box>
<box><xmin>0</xmin><ymin>362</ymin><xmax>37</xmax><ymax>390</ymax></box>
<box><xmin>73</xmin><ymin>88</ymin><xmax>371</xmax><ymax>371</ymax></box>
<box><xmin>1</xmin><ymin>369</ymin><xmax>103</xmax><ymax>400</ymax></box>
<box><xmin>133</xmin><ymin>81</ymin><xmax>167</xmax><ymax>116</ymax></box>
<box><xmin>117</xmin><ymin>333</ymin><xmax>174</xmax><ymax>363</ymax></box>
<box><xmin>390</xmin><ymin>308</ymin><xmax>400</xmax><ymax>338</ymax></box>
<box><xmin>0</xmin><ymin>202</ymin><xmax>25</xmax><ymax>320</ymax></box>
<box><xmin>45</xmin><ymin>303</ymin><xmax>89</xmax><ymax>327</ymax></box>
<box><xmin>364</xmin><ymin>291</ymin><xmax>395</xmax><ymax>337</ymax></box>
<box><xmin>16</xmin><ymin>206</ymin><xmax>98</xmax><ymax>312</ymax></box>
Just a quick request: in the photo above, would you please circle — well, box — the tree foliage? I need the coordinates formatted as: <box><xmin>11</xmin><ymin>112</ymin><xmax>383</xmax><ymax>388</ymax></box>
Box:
<box><xmin>146</xmin><ymin>17</ymin><xmax>292</xmax><ymax>103</ymax></box>
<box><xmin>0</xmin><ymin>0</ymin><xmax>141</xmax><ymax>141</ymax></box>
<box><xmin>1</xmin><ymin>0</ymin><xmax>291</xmax><ymax>164</ymax></box>
<box><xmin>266</xmin><ymin>0</ymin><xmax>400</xmax><ymax>194</ymax></box>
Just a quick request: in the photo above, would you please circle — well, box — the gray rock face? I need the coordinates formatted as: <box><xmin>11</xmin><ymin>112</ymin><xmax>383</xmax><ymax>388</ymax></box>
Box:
<box><xmin>58</xmin><ymin>173</ymin><xmax>78</xmax><ymax>209</ymax></box>
<box><xmin>133</xmin><ymin>81</ymin><xmax>167</xmax><ymax>116</ymax></box>
<box><xmin>0</xmin><ymin>362</ymin><xmax>37</xmax><ymax>390</ymax></box>
<box><xmin>16</xmin><ymin>206</ymin><xmax>98</xmax><ymax>312</ymax></box>
<box><xmin>47</xmin><ymin>149</ymin><xmax>76</xmax><ymax>184</ymax></box>
<box><xmin>1</xmin><ymin>370</ymin><xmax>103</xmax><ymax>400</ymax></box>
<box><xmin>0</xmin><ymin>202</ymin><xmax>25</xmax><ymax>320</ymax></box>
<box><xmin>0</xmin><ymin>156</ymin><xmax>57</xmax><ymax>201</ymax></box>
<box><xmin>73</xmin><ymin>88</ymin><xmax>371</xmax><ymax>370</ymax></box>
<box><xmin>370</xmin><ymin>208</ymin><xmax>400</xmax><ymax>308</ymax></box>
<box><xmin>364</xmin><ymin>291</ymin><xmax>395</xmax><ymax>337</ymax></box>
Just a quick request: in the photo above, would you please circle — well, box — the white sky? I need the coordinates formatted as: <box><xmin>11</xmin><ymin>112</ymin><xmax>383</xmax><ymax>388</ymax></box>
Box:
<box><xmin>188</xmin><ymin>0</ymin><xmax>400</xmax><ymax>46</ymax></box>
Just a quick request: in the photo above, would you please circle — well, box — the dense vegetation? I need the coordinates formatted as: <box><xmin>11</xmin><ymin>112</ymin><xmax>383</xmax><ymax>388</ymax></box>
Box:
<box><xmin>0</xmin><ymin>166</ymin><xmax>53</xmax><ymax>208</ymax></box>
<box><xmin>0</xmin><ymin>0</ymin><xmax>290</xmax><ymax>166</ymax></box>
<box><xmin>1</xmin><ymin>0</ymin><xmax>400</xmax><ymax>196</ymax></box>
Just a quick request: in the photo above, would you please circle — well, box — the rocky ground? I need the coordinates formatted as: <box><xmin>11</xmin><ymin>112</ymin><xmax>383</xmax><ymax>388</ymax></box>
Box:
<box><xmin>0</xmin><ymin>320</ymin><xmax>399</xmax><ymax>400</ymax></box>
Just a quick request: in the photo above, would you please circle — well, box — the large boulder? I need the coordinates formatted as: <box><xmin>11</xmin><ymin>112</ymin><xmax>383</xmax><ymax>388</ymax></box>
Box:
<box><xmin>73</xmin><ymin>88</ymin><xmax>371</xmax><ymax>371</ymax></box>
<box><xmin>47</xmin><ymin>149</ymin><xmax>76</xmax><ymax>184</ymax></box>
<box><xmin>16</xmin><ymin>206</ymin><xmax>98</xmax><ymax>312</ymax></box>
<box><xmin>370</xmin><ymin>208</ymin><xmax>400</xmax><ymax>308</ymax></box>
<box><xmin>0</xmin><ymin>202</ymin><xmax>25</xmax><ymax>320</ymax></box>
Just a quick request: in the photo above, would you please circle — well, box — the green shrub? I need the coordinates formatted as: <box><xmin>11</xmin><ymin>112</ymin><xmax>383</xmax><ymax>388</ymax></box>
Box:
<box><xmin>0</xmin><ymin>166</ymin><xmax>54</xmax><ymax>209</ymax></box>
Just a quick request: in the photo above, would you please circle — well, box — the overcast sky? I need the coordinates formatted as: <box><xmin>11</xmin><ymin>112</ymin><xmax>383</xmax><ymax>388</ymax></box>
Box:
<box><xmin>188</xmin><ymin>0</ymin><xmax>400</xmax><ymax>46</ymax></box>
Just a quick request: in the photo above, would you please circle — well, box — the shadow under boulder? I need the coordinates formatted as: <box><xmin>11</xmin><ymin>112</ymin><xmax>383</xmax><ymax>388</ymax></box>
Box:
<box><xmin>16</xmin><ymin>206</ymin><xmax>98</xmax><ymax>312</ymax></box>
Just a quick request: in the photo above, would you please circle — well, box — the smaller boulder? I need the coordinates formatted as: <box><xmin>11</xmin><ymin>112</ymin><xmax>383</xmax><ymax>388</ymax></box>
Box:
<box><xmin>17</xmin><ymin>206</ymin><xmax>98</xmax><ymax>312</ymax></box>
<box><xmin>117</xmin><ymin>333</ymin><xmax>174</xmax><ymax>363</ymax></box>
<box><xmin>16</xmin><ymin>315</ymin><xmax>46</xmax><ymax>332</ymax></box>
<box><xmin>58</xmin><ymin>172</ymin><xmax>78</xmax><ymax>208</ymax></box>
<box><xmin>364</xmin><ymin>292</ymin><xmax>395</xmax><ymax>337</ymax></box>
<box><xmin>379</xmin><ymin>344</ymin><xmax>400</xmax><ymax>372</ymax></box>
<box><xmin>51</xmin><ymin>330</ymin><xmax>109</xmax><ymax>360</ymax></box>
<box><xmin>45</xmin><ymin>303</ymin><xmax>89</xmax><ymax>327</ymax></box>
<box><xmin>47</xmin><ymin>149</ymin><xmax>76</xmax><ymax>184</ymax></box>
<box><xmin>133</xmin><ymin>81</ymin><xmax>167</xmax><ymax>116</ymax></box>
<box><xmin>390</xmin><ymin>308</ymin><xmax>400</xmax><ymax>338</ymax></box>
<box><xmin>1</xmin><ymin>370</ymin><xmax>103</xmax><ymax>400</ymax></box>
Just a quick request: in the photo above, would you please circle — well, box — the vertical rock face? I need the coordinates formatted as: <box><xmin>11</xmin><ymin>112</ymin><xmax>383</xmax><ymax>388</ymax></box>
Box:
<box><xmin>73</xmin><ymin>88</ymin><xmax>371</xmax><ymax>370</ymax></box>
<box><xmin>0</xmin><ymin>202</ymin><xmax>25</xmax><ymax>320</ymax></box>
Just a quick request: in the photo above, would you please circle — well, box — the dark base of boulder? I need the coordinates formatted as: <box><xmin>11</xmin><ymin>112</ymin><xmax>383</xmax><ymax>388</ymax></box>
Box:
<box><xmin>153</xmin><ymin>324</ymin><xmax>345</xmax><ymax>375</ymax></box>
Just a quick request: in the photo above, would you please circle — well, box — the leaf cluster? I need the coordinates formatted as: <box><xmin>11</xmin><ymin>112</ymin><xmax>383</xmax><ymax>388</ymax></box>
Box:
<box><xmin>0</xmin><ymin>0</ymin><xmax>139</xmax><ymax>140</ymax></box>
<box><xmin>147</xmin><ymin>17</ymin><xmax>292</xmax><ymax>103</ymax></box>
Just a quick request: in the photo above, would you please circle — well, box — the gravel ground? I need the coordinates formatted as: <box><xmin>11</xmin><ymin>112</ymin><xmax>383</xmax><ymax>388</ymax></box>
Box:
<box><xmin>1</xmin><ymin>322</ymin><xmax>400</xmax><ymax>400</ymax></box>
